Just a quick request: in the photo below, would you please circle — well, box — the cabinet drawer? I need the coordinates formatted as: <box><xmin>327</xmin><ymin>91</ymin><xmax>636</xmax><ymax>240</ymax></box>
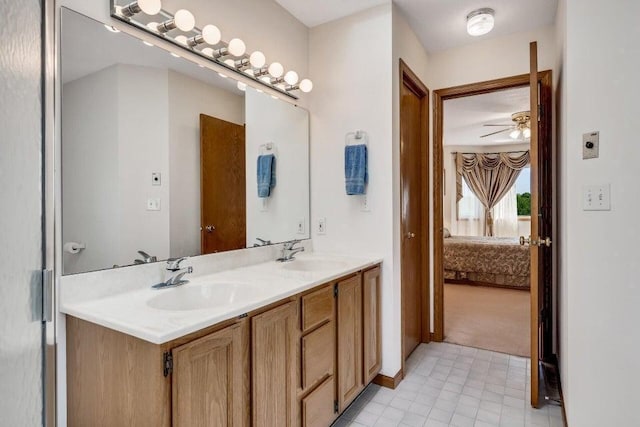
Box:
<box><xmin>301</xmin><ymin>285</ymin><xmax>334</xmax><ymax>332</ymax></box>
<box><xmin>302</xmin><ymin>377</ymin><xmax>335</xmax><ymax>427</ymax></box>
<box><xmin>301</xmin><ymin>322</ymin><xmax>334</xmax><ymax>390</ymax></box>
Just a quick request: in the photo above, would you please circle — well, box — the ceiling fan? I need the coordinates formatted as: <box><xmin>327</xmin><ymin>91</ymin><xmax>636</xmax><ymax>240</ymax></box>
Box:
<box><xmin>480</xmin><ymin>111</ymin><xmax>531</xmax><ymax>139</ymax></box>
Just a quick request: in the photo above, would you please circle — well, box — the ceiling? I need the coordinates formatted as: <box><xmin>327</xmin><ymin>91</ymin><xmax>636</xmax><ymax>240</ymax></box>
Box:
<box><xmin>275</xmin><ymin>0</ymin><xmax>557</xmax><ymax>53</ymax></box>
<box><xmin>61</xmin><ymin>8</ymin><xmax>242</xmax><ymax>94</ymax></box>
<box><xmin>443</xmin><ymin>86</ymin><xmax>530</xmax><ymax>147</ymax></box>
<box><xmin>394</xmin><ymin>0</ymin><xmax>558</xmax><ymax>53</ymax></box>
<box><xmin>274</xmin><ymin>0</ymin><xmax>389</xmax><ymax>28</ymax></box>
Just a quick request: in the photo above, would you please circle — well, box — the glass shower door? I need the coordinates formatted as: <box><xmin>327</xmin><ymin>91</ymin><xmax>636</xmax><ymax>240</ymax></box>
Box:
<box><xmin>0</xmin><ymin>0</ymin><xmax>45</xmax><ymax>425</ymax></box>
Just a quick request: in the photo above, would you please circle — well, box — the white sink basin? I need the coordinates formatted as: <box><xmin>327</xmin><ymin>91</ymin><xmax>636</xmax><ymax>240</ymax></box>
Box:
<box><xmin>147</xmin><ymin>282</ymin><xmax>268</xmax><ymax>311</ymax></box>
<box><xmin>281</xmin><ymin>259</ymin><xmax>349</xmax><ymax>272</ymax></box>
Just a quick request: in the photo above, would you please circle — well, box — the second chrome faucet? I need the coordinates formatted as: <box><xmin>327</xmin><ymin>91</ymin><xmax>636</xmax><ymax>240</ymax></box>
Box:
<box><xmin>152</xmin><ymin>257</ymin><xmax>193</xmax><ymax>289</ymax></box>
<box><xmin>276</xmin><ymin>240</ymin><xmax>305</xmax><ymax>262</ymax></box>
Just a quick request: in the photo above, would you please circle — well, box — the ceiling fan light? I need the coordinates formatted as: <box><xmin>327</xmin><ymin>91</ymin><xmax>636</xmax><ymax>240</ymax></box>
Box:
<box><xmin>467</xmin><ymin>8</ymin><xmax>495</xmax><ymax>37</ymax></box>
<box><xmin>510</xmin><ymin>129</ymin><xmax>521</xmax><ymax>139</ymax></box>
<box><xmin>523</xmin><ymin>128</ymin><xmax>531</xmax><ymax>138</ymax></box>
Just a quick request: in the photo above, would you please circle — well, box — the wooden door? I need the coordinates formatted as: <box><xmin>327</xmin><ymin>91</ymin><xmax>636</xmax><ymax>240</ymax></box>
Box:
<box><xmin>527</xmin><ymin>41</ymin><xmax>554</xmax><ymax>408</ymax></box>
<box><xmin>172</xmin><ymin>321</ymin><xmax>250</xmax><ymax>427</ymax></box>
<box><xmin>336</xmin><ymin>274</ymin><xmax>363</xmax><ymax>411</ymax></box>
<box><xmin>200</xmin><ymin>114</ymin><xmax>246</xmax><ymax>254</ymax></box>
<box><xmin>363</xmin><ymin>266</ymin><xmax>382</xmax><ymax>384</ymax></box>
<box><xmin>400</xmin><ymin>61</ymin><xmax>430</xmax><ymax>360</ymax></box>
<box><xmin>252</xmin><ymin>301</ymin><xmax>298</xmax><ymax>427</ymax></box>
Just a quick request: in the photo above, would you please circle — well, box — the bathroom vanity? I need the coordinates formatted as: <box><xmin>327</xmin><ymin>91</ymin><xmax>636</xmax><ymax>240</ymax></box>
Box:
<box><xmin>63</xmin><ymin>256</ymin><xmax>381</xmax><ymax>426</ymax></box>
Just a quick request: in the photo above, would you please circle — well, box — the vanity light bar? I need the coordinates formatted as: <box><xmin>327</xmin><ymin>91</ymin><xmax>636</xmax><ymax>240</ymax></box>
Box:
<box><xmin>110</xmin><ymin>0</ymin><xmax>313</xmax><ymax>98</ymax></box>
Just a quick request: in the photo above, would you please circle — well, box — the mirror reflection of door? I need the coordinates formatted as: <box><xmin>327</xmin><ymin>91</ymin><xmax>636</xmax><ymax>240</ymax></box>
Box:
<box><xmin>200</xmin><ymin>114</ymin><xmax>246</xmax><ymax>254</ymax></box>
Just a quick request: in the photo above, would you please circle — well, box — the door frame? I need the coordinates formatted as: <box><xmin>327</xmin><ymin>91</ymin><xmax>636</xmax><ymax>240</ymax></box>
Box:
<box><xmin>399</xmin><ymin>59</ymin><xmax>430</xmax><ymax>370</ymax></box>
<box><xmin>432</xmin><ymin>70</ymin><xmax>553</xmax><ymax>342</ymax></box>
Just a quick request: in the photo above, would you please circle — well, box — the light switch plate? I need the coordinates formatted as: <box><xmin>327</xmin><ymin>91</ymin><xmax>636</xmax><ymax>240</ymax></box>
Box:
<box><xmin>146</xmin><ymin>198</ymin><xmax>161</xmax><ymax>211</ymax></box>
<box><xmin>582</xmin><ymin>131</ymin><xmax>599</xmax><ymax>159</ymax></box>
<box><xmin>317</xmin><ymin>218</ymin><xmax>326</xmax><ymax>235</ymax></box>
<box><xmin>583</xmin><ymin>184</ymin><xmax>610</xmax><ymax>211</ymax></box>
<box><xmin>296</xmin><ymin>218</ymin><xmax>306</xmax><ymax>234</ymax></box>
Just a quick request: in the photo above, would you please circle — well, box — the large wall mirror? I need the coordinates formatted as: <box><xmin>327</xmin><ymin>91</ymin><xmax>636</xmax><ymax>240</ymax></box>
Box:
<box><xmin>61</xmin><ymin>8</ymin><xmax>310</xmax><ymax>275</ymax></box>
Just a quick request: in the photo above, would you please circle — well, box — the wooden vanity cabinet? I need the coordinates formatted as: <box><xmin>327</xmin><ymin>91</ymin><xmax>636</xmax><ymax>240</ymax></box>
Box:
<box><xmin>172</xmin><ymin>321</ymin><xmax>250</xmax><ymax>427</ymax></box>
<box><xmin>66</xmin><ymin>263</ymin><xmax>382</xmax><ymax>427</ymax></box>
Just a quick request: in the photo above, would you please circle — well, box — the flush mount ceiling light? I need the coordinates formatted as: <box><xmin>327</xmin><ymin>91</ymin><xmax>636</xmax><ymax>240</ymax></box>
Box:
<box><xmin>466</xmin><ymin>8</ymin><xmax>495</xmax><ymax>37</ymax></box>
<box><xmin>111</xmin><ymin>0</ymin><xmax>312</xmax><ymax>98</ymax></box>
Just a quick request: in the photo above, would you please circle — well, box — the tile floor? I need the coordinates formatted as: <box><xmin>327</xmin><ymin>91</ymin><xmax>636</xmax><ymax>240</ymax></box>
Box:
<box><xmin>332</xmin><ymin>342</ymin><xmax>563</xmax><ymax>427</ymax></box>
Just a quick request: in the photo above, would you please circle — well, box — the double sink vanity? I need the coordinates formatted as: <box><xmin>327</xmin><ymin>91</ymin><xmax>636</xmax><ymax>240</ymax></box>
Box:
<box><xmin>61</xmin><ymin>252</ymin><xmax>382</xmax><ymax>426</ymax></box>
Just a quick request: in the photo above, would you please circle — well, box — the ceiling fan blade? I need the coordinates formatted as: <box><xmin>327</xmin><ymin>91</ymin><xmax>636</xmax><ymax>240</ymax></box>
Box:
<box><xmin>480</xmin><ymin>128</ymin><xmax>511</xmax><ymax>138</ymax></box>
<box><xmin>483</xmin><ymin>124</ymin><xmax>514</xmax><ymax>127</ymax></box>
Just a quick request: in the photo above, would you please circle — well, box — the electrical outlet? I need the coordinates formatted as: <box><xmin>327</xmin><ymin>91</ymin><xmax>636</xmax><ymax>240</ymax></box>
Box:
<box><xmin>583</xmin><ymin>184</ymin><xmax>610</xmax><ymax>211</ymax></box>
<box><xmin>296</xmin><ymin>218</ymin><xmax>305</xmax><ymax>234</ymax></box>
<box><xmin>146</xmin><ymin>198</ymin><xmax>161</xmax><ymax>211</ymax></box>
<box><xmin>317</xmin><ymin>218</ymin><xmax>326</xmax><ymax>235</ymax></box>
<box><xmin>151</xmin><ymin>172</ymin><xmax>161</xmax><ymax>186</ymax></box>
<box><xmin>361</xmin><ymin>194</ymin><xmax>371</xmax><ymax>212</ymax></box>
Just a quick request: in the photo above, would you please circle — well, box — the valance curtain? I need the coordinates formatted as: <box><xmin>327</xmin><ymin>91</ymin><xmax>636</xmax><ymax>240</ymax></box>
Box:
<box><xmin>455</xmin><ymin>151</ymin><xmax>530</xmax><ymax>236</ymax></box>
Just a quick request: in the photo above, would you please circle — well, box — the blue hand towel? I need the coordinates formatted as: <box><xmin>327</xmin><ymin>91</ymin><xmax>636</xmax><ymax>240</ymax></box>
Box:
<box><xmin>345</xmin><ymin>144</ymin><xmax>368</xmax><ymax>195</ymax></box>
<box><xmin>257</xmin><ymin>154</ymin><xmax>276</xmax><ymax>198</ymax></box>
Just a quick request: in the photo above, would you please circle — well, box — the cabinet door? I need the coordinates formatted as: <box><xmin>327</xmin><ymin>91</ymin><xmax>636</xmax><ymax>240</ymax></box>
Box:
<box><xmin>363</xmin><ymin>266</ymin><xmax>382</xmax><ymax>384</ymax></box>
<box><xmin>252</xmin><ymin>301</ymin><xmax>298</xmax><ymax>427</ymax></box>
<box><xmin>301</xmin><ymin>377</ymin><xmax>336</xmax><ymax>427</ymax></box>
<box><xmin>172</xmin><ymin>321</ymin><xmax>250</xmax><ymax>427</ymax></box>
<box><xmin>337</xmin><ymin>274</ymin><xmax>364</xmax><ymax>411</ymax></box>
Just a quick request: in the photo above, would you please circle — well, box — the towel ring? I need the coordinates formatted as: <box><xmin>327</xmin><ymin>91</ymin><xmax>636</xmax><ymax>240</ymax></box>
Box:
<box><xmin>345</xmin><ymin>130</ymin><xmax>368</xmax><ymax>147</ymax></box>
<box><xmin>259</xmin><ymin>142</ymin><xmax>277</xmax><ymax>155</ymax></box>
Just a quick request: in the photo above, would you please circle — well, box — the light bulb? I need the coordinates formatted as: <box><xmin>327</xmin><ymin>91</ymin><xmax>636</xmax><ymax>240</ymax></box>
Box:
<box><xmin>175</xmin><ymin>35</ymin><xmax>188</xmax><ymax>45</ymax></box>
<box><xmin>224</xmin><ymin>59</ymin><xmax>235</xmax><ymax>67</ymax></box>
<box><xmin>509</xmin><ymin>129</ymin><xmax>521</xmax><ymax>139</ymax></box>
<box><xmin>146</xmin><ymin>22</ymin><xmax>159</xmax><ymax>31</ymax></box>
<box><xmin>201</xmin><ymin>47</ymin><xmax>214</xmax><ymax>57</ymax></box>
<box><xmin>268</xmin><ymin>62</ymin><xmax>284</xmax><ymax>78</ymax></box>
<box><xmin>138</xmin><ymin>0</ymin><xmax>162</xmax><ymax>15</ymax></box>
<box><xmin>299</xmin><ymin>79</ymin><xmax>313</xmax><ymax>93</ymax></box>
<box><xmin>201</xmin><ymin>25</ymin><xmax>221</xmax><ymax>45</ymax></box>
<box><xmin>260</xmin><ymin>75</ymin><xmax>271</xmax><ymax>83</ymax></box>
<box><xmin>174</xmin><ymin>9</ymin><xmax>195</xmax><ymax>32</ymax></box>
<box><xmin>523</xmin><ymin>128</ymin><xmax>531</xmax><ymax>138</ymax></box>
<box><xmin>284</xmin><ymin>70</ymin><xmax>299</xmax><ymax>85</ymax></box>
<box><xmin>250</xmin><ymin>51</ymin><xmax>266</xmax><ymax>68</ymax></box>
<box><xmin>237</xmin><ymin>82</ymin><xmax>247</xmax><ymax>91</ymax></box>
<box><xmin>227</xmin><ymin>38</ymin><xmax>246</xmax><ymax>57</ymax></box>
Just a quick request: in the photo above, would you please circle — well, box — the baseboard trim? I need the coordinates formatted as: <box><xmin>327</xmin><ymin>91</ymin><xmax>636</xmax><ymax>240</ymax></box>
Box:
<box><xmin>373</xmin><ymin>369</ymin><xmax>403</xmax><ymax>389</ymax></box>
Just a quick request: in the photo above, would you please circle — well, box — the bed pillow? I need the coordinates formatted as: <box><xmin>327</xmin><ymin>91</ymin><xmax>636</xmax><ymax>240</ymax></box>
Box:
<box><xmin>443</xmin><ymin>227</ymin><xmax>451</xmax><ymax>238</ymax></box>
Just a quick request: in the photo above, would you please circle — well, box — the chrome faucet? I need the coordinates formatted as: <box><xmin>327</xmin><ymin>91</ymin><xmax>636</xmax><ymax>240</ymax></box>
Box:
<box><xmin>152</xmin><ymin>257</ymin><xmax>193</xmax><ymax>289</ymax></box>
<box><xmin>254</xmin><ymin>237</ymin><xmax>272</xmax><ymax>247</ymax></box>
<box><xmin>276</xmin><ymin>240</ymin><xmax>305</xmax><ymax>262</ymax></box>
<box><xmin>134</xmin><ymin>250</ymin><xmax>157</xmax><ymax>264</ymax></box>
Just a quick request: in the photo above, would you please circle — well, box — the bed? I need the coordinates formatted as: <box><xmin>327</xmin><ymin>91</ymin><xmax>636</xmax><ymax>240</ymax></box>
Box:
<box><xmin>443</xmin><ymin>235</ymin><xmax>530</xmax><ymax>289</ymax></box>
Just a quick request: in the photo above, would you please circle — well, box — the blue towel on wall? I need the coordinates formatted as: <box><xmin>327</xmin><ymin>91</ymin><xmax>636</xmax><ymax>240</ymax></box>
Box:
<box><xmin>257</xmin><ymin>154</ymin><xmax>276</xmax><ymax>198</ymax></box>
<box><xmin>345</xmin><ymin>144</ymin><xmax>368</xmax><ymax>195</ymax></box>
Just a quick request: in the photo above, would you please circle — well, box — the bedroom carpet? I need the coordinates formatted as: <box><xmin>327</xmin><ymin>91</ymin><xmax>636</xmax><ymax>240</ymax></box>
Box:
<box><xmin>444</xmin><ymin>283</ymin><xmax>530</xmax><ymax>357</ymax></box>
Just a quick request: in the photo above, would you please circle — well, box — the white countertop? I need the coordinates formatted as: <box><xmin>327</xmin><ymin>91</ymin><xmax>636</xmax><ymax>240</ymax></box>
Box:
<box><xmin>60</xmin><ymin>253</ymin><xmax>382</xmax><ymax>344</ymax></box>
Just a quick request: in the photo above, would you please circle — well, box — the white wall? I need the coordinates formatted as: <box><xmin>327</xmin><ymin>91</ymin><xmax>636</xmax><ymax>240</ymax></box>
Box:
<box><xmin>559</xmin><ymin>0</ymin><xmax>640</xmax><ymax>425</ymax></box>
<box><xmin>62</xmin><ymin>66</ymin><xmax>120</xmax><ymax>274</ymax></box>
<box><xmin>168</xmin><ymin>70</ymin><xmax>245</xmax><ymax>258</ymax></box>
<box><xmin>309</xmin><ymin>4</ymin><xmax>397</xmax><ymax>375</ymax></box>
<box><xmin>117</xmin><ymin>64</ymin><xmax>171</xmax><ymax>266</ymax></box>
<box><xmin>245</xmin><ymin>88</ymin><xmax>310</xmax><ymax>247</ymax></box>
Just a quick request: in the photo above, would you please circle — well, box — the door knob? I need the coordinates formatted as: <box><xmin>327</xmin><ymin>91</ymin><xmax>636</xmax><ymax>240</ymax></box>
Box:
<box><xmin>520</xmin><ymin>236</ymin><xmax>551</xmax><ymax>247</ymax></box>
<box><xmin>205</xmin><ymin>225</ymin><xmax>216</xmax><ymax>233</ymax></box>
<box><xmin>406</xmin><ymin>232</ymin><xmax>416</xmax><ymax>239</ymax></box>
<box><xmin>541</xmin><ymin>237</ymin><xmax>552</xmax><ymax>247</ymax></box>
<box><xmin>519</xmin><ymin>236</ymin><xmax>530</xmax><ymax>246</ymax></box>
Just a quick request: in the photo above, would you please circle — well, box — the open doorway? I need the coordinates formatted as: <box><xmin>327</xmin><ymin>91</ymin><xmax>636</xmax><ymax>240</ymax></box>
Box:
<box><xmin>440</xmin><ymin>86</ymin><xmax>532</xmax><ymax>357</ymax></box>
